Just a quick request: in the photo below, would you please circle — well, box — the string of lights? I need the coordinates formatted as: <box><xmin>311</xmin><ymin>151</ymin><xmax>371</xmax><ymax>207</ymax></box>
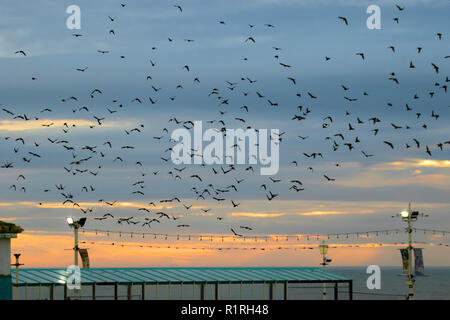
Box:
<box><xmin>413</xmin><ymin>228</ymin><xmax>450</xmax><ymax>235</ymax></box>
<box><xmin>81</xmin><ymin>228</ymin><xmax>450</xmax><ymax>246</ymax></box>
<box><xmin>80</xmin><ymin>227</ymin><xmax>422</xmax><ymax>242</ymax></box>
<box><xmin>78</xmin><ymin>240</ymin><xmax>450</xmax><ymax>251</ymax></box>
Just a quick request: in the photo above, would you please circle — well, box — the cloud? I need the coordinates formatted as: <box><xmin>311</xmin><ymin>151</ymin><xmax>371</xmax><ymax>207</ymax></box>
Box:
<box><xmin>335</xmin><ymin>159</ymin><xmax>450</xmax><ymax>189</ymax></box>
<box><xmin>0</xmin><ymin>203</ymin><xmax>14</xmax><ymax>207</ymax></box>
<box><xmin>0</xmin><ymin>201</ymin><xmax>175</xmax><ymax>210</ymax></box>
<box><xmin>249</xmin><ymin>0</ymin><xmax>447</xmax><ymax>7</ymax></box>
<box><xmin>297</xmin><ymin>210</ymin><xmax>375</xmax><ymax>216</ymax></box>
<box><xmin>336</xmin><ymin>171</ymin><xmax>450</xmax><ymax>189</ymax></box>
<box><xmin>231</xmin><ymin>212</ymin><xmax>287</xmax><ymax>218</ymax></box>
<box><xmin>416</xmin><ymin>160</ymin><xmax>450</xmax><ymax>168</ymax></box>
<box><xmin>0</xmin><ymin>119</ymin><xmax>97</xmax><ymax>131</ymax></box>
<box><xmin>372</xmin><ymin>159</ymin><xmax>450</xmax><ymax>170</ymax></box>
<box><xmin>0</xmin><ymin>217</ymin><xmax>19</xmax><ymax>221</ymax></box>
<box><xmin>0</xmin><ymin>118</ymin><xmax>140</xmax><ymax>141</ymax></box>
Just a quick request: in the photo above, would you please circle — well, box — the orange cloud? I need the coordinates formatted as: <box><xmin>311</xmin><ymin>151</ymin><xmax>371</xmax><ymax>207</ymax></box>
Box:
<box><xmin>297</xmin><ymin>209</ymin><xmax>375</xmax><ymax>216</ymax></box>
<box><xmin>0</xmin><ymin>119</ymin><xmax>96</xmax><ymax>131</ymax></box>
<box><xmin>417</xmin><ymin>160</ymin><xmax>450</xmax><ymax>168</ymax></box>
<box><xmin>0</xmin><ymin>119</ymin><xmax>132</xmax><ymax>132</ymax></box>
<box><xmin>372</xmin><ymin>159</ymin><xmax>450</xmax><ymax>170</ymax></box>
<box><xmin>2</xmin><ymin>201</ymin><xmax>174</xmax><ymax>210</ymax></box>
<box><xmin>230</xmin><ymin>212</ymin><xmax>287</xmax><ymax>218</ymax></box>
<box><xmin>0</xmin><ymin>203</ymin><xmax>14</xmax><ymax>207</ymax></box>
<box><xmin>0</xmin><ymin>217</ymin><xmax>32</xmax><ymax>221</ymax></box>
<box><xmin>0</xmin><ymin>217</ymin><xmax>19</xmax><ymax>221</ymax></box>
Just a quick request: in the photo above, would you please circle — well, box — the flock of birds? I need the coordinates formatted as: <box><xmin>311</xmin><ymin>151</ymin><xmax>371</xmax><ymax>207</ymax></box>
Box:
<box><xmin>1</xmin><ymin>3</ymin><xmax>449</xmax><ymax>239</ymax></box>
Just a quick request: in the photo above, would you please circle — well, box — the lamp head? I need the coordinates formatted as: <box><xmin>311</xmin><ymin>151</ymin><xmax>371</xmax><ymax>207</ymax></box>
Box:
<box><xmin>78</xmin><ymin>218</ymin><xmax>87</xmax><ymax>227</ymax></box>
<box><xmin>319</xmin><ymin>241</ymin><xmax>328</xmax><ymax>255</ymax></box>
<box><xmin>66</xmin><ymin>217</ymin><xmax>86</xmax><ymax>228</ymax></box>
<box><xmin>400</xmin><ymin>210</ymin><xmax>409</xmax><ymax>218</ymax></box>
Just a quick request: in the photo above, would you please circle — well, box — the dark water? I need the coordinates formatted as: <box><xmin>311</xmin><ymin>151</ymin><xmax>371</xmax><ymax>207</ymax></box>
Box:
<box><xmin>293</xmin><ymin>267</ymin><xmax>450</xmax><ymax>300</ymax></box>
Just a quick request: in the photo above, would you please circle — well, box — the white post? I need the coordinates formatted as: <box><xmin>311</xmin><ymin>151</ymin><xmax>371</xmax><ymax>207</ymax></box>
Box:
<box><xmin>406</xmin><ymin>203</ymin><xmax>415</xmax><ymax>300</ymax></box>
<box><xmin>0</xmin><ymin>235</ymin><xmax>15</xmax><ymax>300</ymax></box>
<box><xmin>13</xmin><ymin>254</ymin><xmax>22</xmax><ymax>300</ymax></box>
<box><xmin>322</xmin><ymin>255</ymin><xmax>326</xmax><ymax>300</ymax></box>
<box><xmin>319</xmin><ymin>241</ymin><xmax>328</xmax><ymax>300</ymax></box>
<box><xmin>74</xmin><ymin>227</ymin><xmax>79</xmax><ymax>267</ymax></box>
<box><xmin>73</xmin><ymin>226</ymin><xmax>81</xmax><ymax>299</ymax></box>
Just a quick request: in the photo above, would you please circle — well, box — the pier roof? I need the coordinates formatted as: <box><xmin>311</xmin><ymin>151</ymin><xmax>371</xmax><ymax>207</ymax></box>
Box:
<box><xmin>12</xmin><ymin>267</ymin><xmax>350</xmax><ymax>286</ymax></box>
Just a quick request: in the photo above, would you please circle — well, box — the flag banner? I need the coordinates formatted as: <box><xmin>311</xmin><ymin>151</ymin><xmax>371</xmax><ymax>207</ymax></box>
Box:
<box><xmin>414</xmin><ymin>248</ymin><xmax>425</xmax><ymax>276</ymax></box>
<box><xmin>78</xmin><ymin>248</ymin><xmax>90</xmax><ymax>268</ymax></box>
<box><xmin>400</xmin><ymin>248</ymin><xmax>409</xmax><ymax>274</ymax></box>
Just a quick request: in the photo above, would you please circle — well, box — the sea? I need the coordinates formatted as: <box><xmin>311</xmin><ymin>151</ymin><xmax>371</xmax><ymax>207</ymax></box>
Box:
<box><xmin>293</xmin><ymin>266</ymin><xmax>450</xmax><ymax>300</ymax></box>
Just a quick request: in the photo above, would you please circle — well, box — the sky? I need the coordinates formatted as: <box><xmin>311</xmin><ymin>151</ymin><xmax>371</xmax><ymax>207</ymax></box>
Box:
<box><xmin>0</xmin><ymin>0</ymin><xmax>449</xmax><ymax>268</ymax></box>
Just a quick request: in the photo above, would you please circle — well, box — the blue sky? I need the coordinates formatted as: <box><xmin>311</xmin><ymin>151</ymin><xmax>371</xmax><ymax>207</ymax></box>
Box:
<box><xmin>0</xmin><ymin>0</ymin><xmax>449</xmax><ymax>266</ymax></box>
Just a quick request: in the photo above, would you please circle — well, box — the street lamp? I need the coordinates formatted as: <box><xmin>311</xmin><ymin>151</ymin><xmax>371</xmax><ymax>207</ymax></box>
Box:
<box><xmin>319</xmin><ymin>241</ymin><xmax>331</xmax><ymax>300</ymax></box>
<box><xmin>66</xmin><ymin>217</ymin><xmax>86</xmax><ymax>267</ymax></box>
<box><xmin>319</xmin><ymin>241</ymin><xmax>328</xmax><ymax>256</ymax></box>
<box><xmin>11</xmin><ymin>253</ymin><xmax>23</xmax><ymax>300</ymax></box>
<box><xmin>392</xmin><ymin>203</ymin><xmax>427</xmax><ymax>300</ymax></box>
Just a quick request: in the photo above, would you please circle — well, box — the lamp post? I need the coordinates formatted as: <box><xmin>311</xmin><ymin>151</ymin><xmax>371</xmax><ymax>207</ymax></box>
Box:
<box><xmin>393</xmin><ymin>203</ymin><xmax>428</xmax><ymax>300</ymax></box>
<box><xmin>66</xmin><ymin>217</ymin><xmax>86</xmax><ymax>267</ymax></box>
<box><xmin>319</xmin><ymin>241</ymin><xmax>329</xmax><ymax>300</ymax></box>
<box><xmin>11</xmin><ymin>254</ymin><xmax>23</xmax><ymax>300</ymax></box>
<box><xmin>66</xmin><ymin>217</ymin><xmax>86</xmax><ymax>300</ymax></box>
<box><xmin>402</xmin><ymin>205</ymin><xmax>414</xmax><ymax>301</ymax></box>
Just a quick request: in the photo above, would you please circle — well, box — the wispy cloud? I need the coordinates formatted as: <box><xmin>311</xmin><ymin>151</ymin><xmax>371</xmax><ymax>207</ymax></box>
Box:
<box><xmin>249</xmin><ymin>0</ymin><xmax>447</xmax><ymax>7</ymax></box>
<box><xmin>0</xmin><ymin>201</ymin><xmax>175</xmax><ymax>210</ymax></box>
<box><xmin>372</xmin><ymin>159</ymin><xmax>450</xmax><ymax>170</ymax></box>
<box><xmin>0</xmin><ymin>119</ymin><xmax>134</xmax><ymax>131</ymax></box>
<box><xmin>231</xmin><ymin>212</ymin><xmax>287</xmax><ymax>218</ymax></box>
<box><xmin>336</xmin><ymin>171</ymin><xmax>450</xmax><ymax>189</ymax></box>
<box><xmin>297</xmin><ymin>209</ymin><xmax>375</xmax><ymax>216</ymax></box>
